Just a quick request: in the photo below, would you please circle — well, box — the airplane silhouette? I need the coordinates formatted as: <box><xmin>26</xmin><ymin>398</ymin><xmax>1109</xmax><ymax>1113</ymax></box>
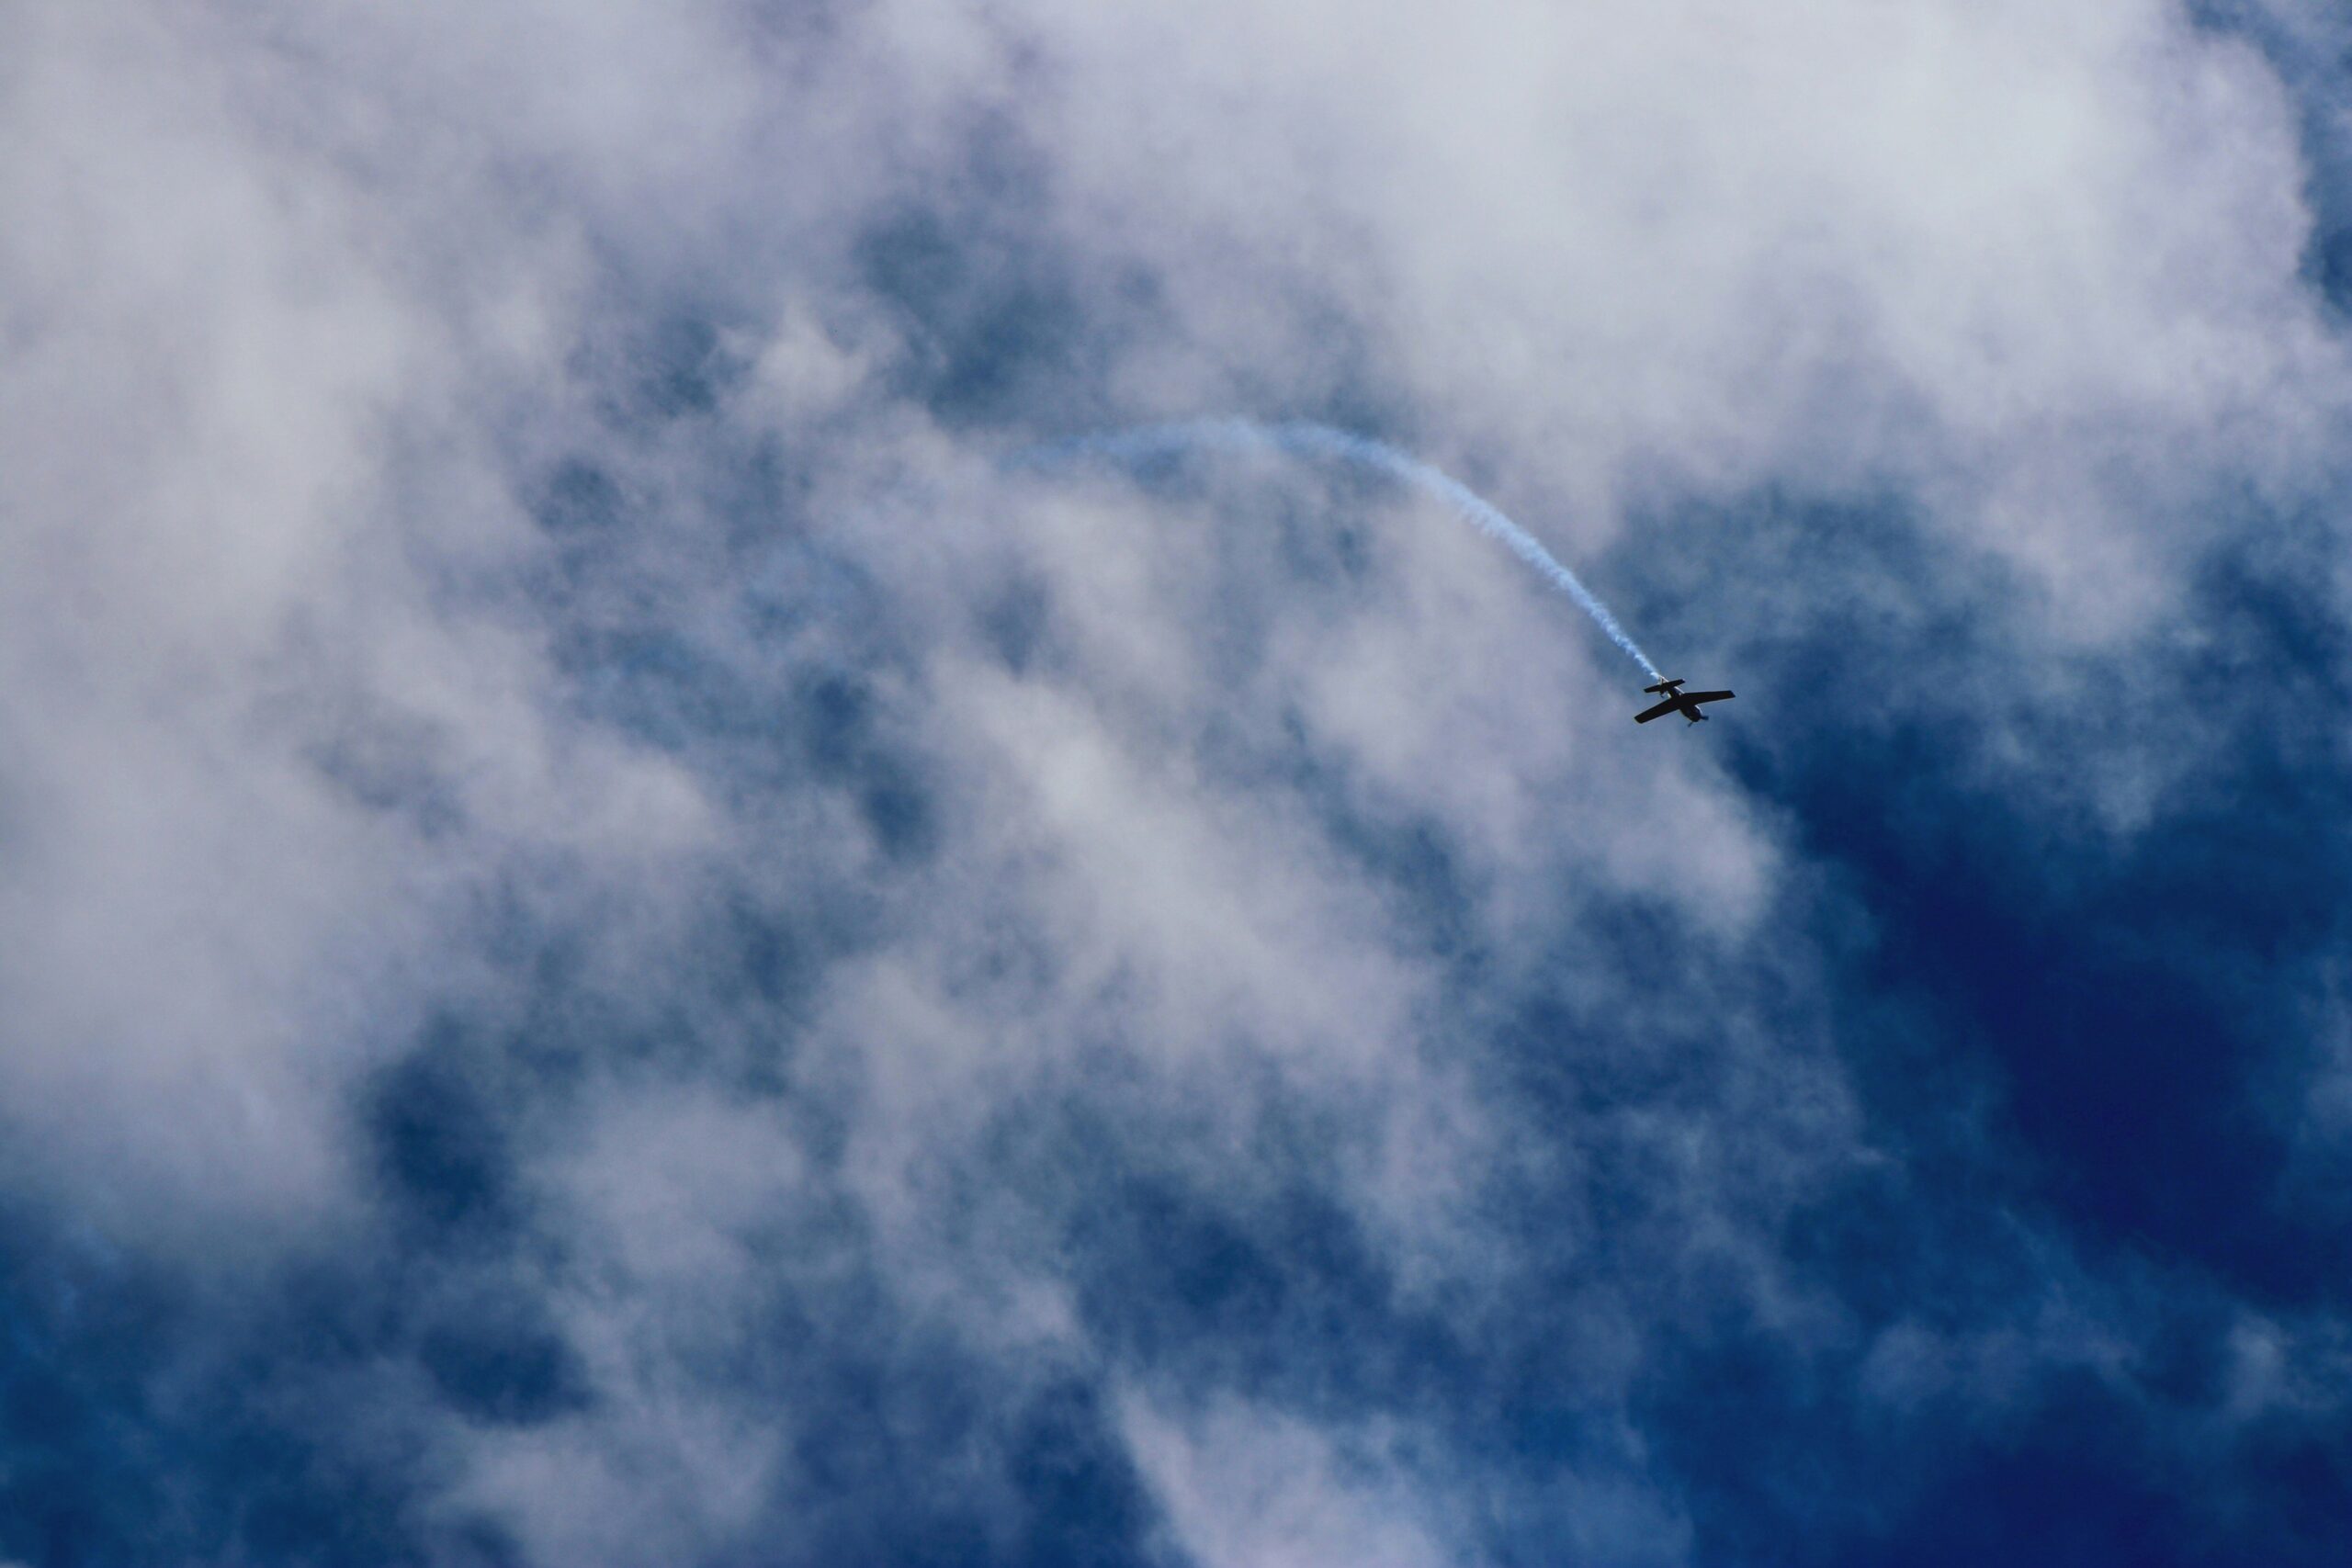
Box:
<box><xmin>1634</xmin><ymin>677</ymin><xmax>1735</xmax><ymax>725</ymax></box>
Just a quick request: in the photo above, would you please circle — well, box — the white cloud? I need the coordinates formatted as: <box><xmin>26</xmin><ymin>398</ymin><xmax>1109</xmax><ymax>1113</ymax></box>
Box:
<box><xmin>1119</xmin><ymin>1394</ymin><xmax>1469</xmax><ymax>1568</ymax></box>
<box><xmin>957</xmin><ymin>0</ymin><xmax>2343</xmax><ymax>632</ymax></box>
<box><xmin>0</xmin><ymin>0</ymin><xmax>728</xmax><ymax>1246</ymax></box>
<box><xmin>445</xmin><ymin>1084</ymin><xmax>807</xmax><ymax>1564</ymax></box>
<box><xmin>4</xmin><ymin>0</ymin><xmax>2350</xmax><ymax>1561</ymax></box>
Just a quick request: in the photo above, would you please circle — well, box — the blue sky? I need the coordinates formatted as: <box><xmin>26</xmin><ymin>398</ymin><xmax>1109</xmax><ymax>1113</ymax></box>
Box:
<box><xmin>4</xmin><ymin>2</ymin><xmax>2352</xmax><ymax>1564</ymax></box>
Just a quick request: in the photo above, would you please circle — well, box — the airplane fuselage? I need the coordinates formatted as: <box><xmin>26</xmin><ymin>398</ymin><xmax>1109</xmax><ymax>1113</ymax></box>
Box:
<box><xmin>1634</xmin><ymin>676</ymin><xmax>1735</xmax><ymax>726</ymax></box>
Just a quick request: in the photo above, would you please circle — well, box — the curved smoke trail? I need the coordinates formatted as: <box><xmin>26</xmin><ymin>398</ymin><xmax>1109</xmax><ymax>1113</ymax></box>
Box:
<box><xmin>1012</xmin><ymin>419</ymin><xmax>1660</xmax><ymax>680</ymax></box>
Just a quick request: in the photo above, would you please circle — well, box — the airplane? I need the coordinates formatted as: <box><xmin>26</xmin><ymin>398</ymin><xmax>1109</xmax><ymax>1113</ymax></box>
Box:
<box><xmin>1634</xmin><ymin>677</ymin><xmax>1735</xmax><ymax>725</ymax></box>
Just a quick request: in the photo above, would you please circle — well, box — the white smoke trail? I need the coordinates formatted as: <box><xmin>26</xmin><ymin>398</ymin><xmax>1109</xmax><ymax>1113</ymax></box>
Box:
<box><xmin>1012</xmin><ymin>419</ymin><xmax>1662</xmax><ymax>680</ymax></box>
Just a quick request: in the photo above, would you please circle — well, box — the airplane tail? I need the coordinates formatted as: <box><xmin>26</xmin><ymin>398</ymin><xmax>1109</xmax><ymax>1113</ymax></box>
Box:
<box><xmin>1643</xmin><ymin>678</ymin><xmax>1682</xmax><ymax>694</ymax></box>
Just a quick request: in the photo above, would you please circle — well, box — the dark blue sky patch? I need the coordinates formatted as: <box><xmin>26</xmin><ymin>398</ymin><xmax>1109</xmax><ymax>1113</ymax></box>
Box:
<box><xmin>856</xmin><ymin>197</ymin><xmax>1091</xmax><ymax>429</ymax></box>
<box><xmin>573</xmin><ymin>308</ymin><xmax>756</xmax><ymax>428</ymax></box>
<box><xmin>536</xmin><ymin>457</ymin><xmax>628</xmax><ymax>537</ymax></box>
<box><xmin>1792</xmin><ymin>655</ymin><xmax>2341</xmax><ymax>1303</ymax></box>
<box><xmin>0</xmin><ymin>1225</ymin><xmax>179</xmax><ymax>1566</ymax></box>
<box><xmin>1817</xmin><ymin>1381</ymin><xmax>2232</xmax><ymax>1568</ymax></box>
<box><xmin>729</xmin><ymin>1230</ymin><xmax>1170</xmax><ymax>1568</ymax></box>
<box><xmin>628</xmin><ymin>314</ymin><xmax>735</xmax><ymax>422</ymax></box>
<box><xmin>993</xmin><ymin>1082</ymin><xmax>1475</xmax><ymax>1437</ymax></box>
<box><xmin>0</xmin><ymin>1206</ymin><xmax>484</xmax><ymax>1567</ymax></box>
<box><xmin>1636</xmin><ymin>1314</ymin><xmax>2352</xmax><ymax>1568</ymax></box>
<box><xmin>2227</xmin><ymin>1416</ymin><xmax>2352</xmax><ymax>1564</ymax></box>
<box><xmin>978</xmin><ymin>570</ymin><xmax>1057</xmax><ymax>676</ymax></box>
<box><xmin>1563</xmin><ymin>468</ymin><xmax>2352</xmax><ymax>1560</ymax></box>
<box><xmin>1855</xmin><ymin>1388</ymin><xmax>2183</xmax><ymax>1568</ymax></box>
<box><xmin>1621</xmin><ymin>478</ymin><xmax>2352</xmax><ymax>1306</ymax></box>
<box><xmin>797</xmin><ymin>670</ymin><xmax>942</xmax><ymax>863</ymax></box>
<box><xmin>1780</xmin><ymin>751</ymin><xmax>2311</xmax><ymax>1285</ymax></box>
<box><xmin>1004</xmin><ymin>1379</ymin><xmax>1166</xmax><ymax>1568</ymax></box>
<box><xmin>722</xmin><ymin>891</ymin><xmax>819</xmax><ymax>1012</ymax></box>
<box><xmin>416</xmin><ymin>1293</ymin><xmax>592</xmax><ymax>1428</ymax></box>
<box><xmin>562</xmin><ymin>627</ymin><xmax>790</xmax><ymax>754</ymax></box>
<box><xmin>367</xmin><ymin>1021</ymin><xmax>526</xmax><ymax>1246</ymax></box>
<box><xmin>2312</xmin><ymin>227</ymin><xmax>2352</xmax><ymax>317</ymax></box>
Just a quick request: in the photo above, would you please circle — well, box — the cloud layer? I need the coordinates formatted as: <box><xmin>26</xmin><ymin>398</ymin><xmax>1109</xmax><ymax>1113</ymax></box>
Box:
<box><xmin>4</xmin><ymin>1</ymin><xmax>2350</xmax><ymax>1562</ymax></box>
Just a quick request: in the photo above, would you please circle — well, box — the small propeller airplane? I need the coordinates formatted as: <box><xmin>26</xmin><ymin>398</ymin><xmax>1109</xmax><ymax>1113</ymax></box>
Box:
<box><xmin>1634</xmin><ymin>677</ymin><xmax>1735</xmax><ymax>725</ymax></box>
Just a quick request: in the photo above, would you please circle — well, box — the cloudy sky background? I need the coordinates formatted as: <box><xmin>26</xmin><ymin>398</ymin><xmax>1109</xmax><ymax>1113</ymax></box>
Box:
<box><xmin>5</xmin><ymin>1</ymin><xmax>2352</xmax><ymax>1562</ymax></box>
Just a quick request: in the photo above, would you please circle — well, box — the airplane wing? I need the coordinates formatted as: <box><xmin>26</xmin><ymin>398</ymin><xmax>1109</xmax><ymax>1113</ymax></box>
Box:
<box><xmin>1682</xmin><ymin>691</ymin><xmax>1735</xmax><ymax>706</ymax></box>
<box><xmin>1634</xmin><ymin>697</ymin><xmax>1681</xmax><ymax>724</ymax></box>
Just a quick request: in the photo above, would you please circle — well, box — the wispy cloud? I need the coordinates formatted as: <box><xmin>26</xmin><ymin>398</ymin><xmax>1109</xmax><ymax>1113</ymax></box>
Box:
<box><xmin>2</xmin><ymin>1</ymin><xmax>2348</xmax><ymax>1562</ymax></box>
